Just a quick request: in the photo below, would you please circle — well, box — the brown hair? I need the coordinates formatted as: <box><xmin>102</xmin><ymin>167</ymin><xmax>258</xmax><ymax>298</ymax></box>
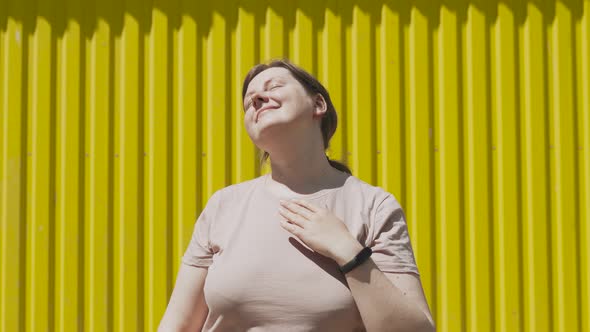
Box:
<box><xmin>242</xmin><ymin>59</ymin><xmax>351</xmax><ymax>175</ymax></box>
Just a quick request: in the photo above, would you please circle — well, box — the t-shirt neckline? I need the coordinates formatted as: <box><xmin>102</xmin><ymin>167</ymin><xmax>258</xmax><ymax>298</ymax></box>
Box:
<box><xmin>260</xmin><ymin>173</ymin><xmax>351</xmax><ymax>201</ymax></box>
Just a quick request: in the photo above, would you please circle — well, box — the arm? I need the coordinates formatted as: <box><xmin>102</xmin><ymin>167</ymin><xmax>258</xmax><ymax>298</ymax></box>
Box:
<box><xmin>158</xmin><ymin>264</ymin><xmax>209</xmax><ymax>332</ymax></box>
<box><xmin>334</xmin><ymin>244</ymin><xmax>435</xmax><ymax>332</ymax></box>
<box><xmin>278</xmin><ymin>199</ymin><xmax>435</xmax><ymax>332</ymax></box>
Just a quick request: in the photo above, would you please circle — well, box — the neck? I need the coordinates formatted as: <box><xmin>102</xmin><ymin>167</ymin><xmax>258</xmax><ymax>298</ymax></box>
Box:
<box><xmin>267</xmin><ymin>143</ymin><xmax>343</xmax><ymax>195</ymax></box>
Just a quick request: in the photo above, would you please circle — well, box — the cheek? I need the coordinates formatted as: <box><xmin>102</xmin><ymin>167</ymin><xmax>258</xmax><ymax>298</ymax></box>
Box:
<box><xmin>243</xmin><ymin>111</ymin><xmax>256</xmax><ymax>133</ymax></box>
<box><xmin>282</xmin><ymin>90</ymin><xmax>314</xmax><ymax>114</ymax></box>
<box><xmin>243</xmin><ymin>111</ymin><xmax>253</xmax><ymax>126</ymax></box>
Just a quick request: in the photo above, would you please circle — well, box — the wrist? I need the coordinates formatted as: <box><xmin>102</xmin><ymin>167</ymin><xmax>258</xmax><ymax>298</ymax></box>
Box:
<box><xmin>331</xmin><ymin>239</ymin><xmax>364</xmax><ymax>266</ymax></box>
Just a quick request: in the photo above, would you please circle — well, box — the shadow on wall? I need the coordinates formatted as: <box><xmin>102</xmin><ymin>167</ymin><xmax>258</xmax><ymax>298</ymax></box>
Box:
<box><xmin>0</xmin><ymin>0</ymin><xmax>584</xmax><ymax>45</ymax></box>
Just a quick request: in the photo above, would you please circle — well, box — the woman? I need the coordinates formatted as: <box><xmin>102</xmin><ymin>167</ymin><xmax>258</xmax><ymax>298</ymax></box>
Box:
<box><xmin>159</xmin><ymin>60</ymin><xmax>435</xmax><ymax>331</ymax></box>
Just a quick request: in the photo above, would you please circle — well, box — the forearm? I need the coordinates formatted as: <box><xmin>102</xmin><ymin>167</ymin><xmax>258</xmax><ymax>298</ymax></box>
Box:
<box><xmin>333</xmin><ymin>244</ymin><xmax>434</xmax><ymax>332</ymax></box>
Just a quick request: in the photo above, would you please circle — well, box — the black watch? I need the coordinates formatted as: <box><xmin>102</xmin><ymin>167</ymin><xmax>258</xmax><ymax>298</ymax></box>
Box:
<box><xmin>339</xmin><ymin>247</ymin><xmax>373</xmax><ymax>274</ymax></box>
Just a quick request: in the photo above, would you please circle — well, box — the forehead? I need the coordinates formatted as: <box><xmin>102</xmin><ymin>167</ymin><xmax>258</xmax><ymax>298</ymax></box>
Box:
<box><xmin>246</xmin><ymin>67</ymin><xmax>294</xmax><ymax>92</ymax></box>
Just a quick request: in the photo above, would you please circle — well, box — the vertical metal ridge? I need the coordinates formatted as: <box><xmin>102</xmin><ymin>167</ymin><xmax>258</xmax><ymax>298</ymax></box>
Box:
<box><xmin>580</xmin><ymin>3</ymin><xmax>590</xmax><ymax>332</ymax></box>
<box><xmin>545</xmin><ymin>2</ymin><xmax>557</xmax><ymax>330</ymax></box>
<box><xmin>113</xmin><ymin>18</ymin><xmax>122</xmax><ymax>331</ymax></box>
<box><xmin>521</xmin><ymin>2</ymin><xmax>552</xmax><ymax>331</ymax></box>
<box><xmin>406</xmin><ymin>6</ymin><xmax>437</xmax><ymax>325</ymax></box>
<box><xmin>145</xmin><ymin>5</ymin><xmax>170</xmax><ymax>331</ymax></box>
<box><xmin>0</xmin><ymin>24</ymin><xmax>4</xmax><ymax>332</ymax></box>
<box><xmin>541</xmin><ymin>2</ymin><xmax>555</xmax><ymax>329</ymax></box>
<box><xmin>55</xmin><ymin>11</ymin><xmax>66</xmax><ymax>332</ymax></box>
<box><xmin>464</xmin><ymin>4</ymin><xmax>494</xmax><ymax>331</ymax></box>
<box><xmin>437</xmin><ymin>5</ymin><xmax>465</xmax><ymax>331</ymax></box>
<box><xmin>376</xmin><ymin>3</ymin><xmax>392</xmax><ymax>191</ymax></box>
<box><xmin>108</xmin><ymin>9</ymin><xmax>116</xmax><ymax>332</ymax></box>
<box><xmin>1</xmin><ymin>7</ymin><xmax>28</xmax><ymax>331</ymax></box>
<box><xmin>48</xmin><ymin>6</ymin><xmax>58</xmax><ymax>332</ymax></box>
<box><xmin>550</xmin><ymin>3</ymin><xmax>580</xmax><ymax>330</ymax></box>
<box><xmin>223</xmin><ymin>3</ymin><xmax>233</xmax><ymax>191</ymax></box>
<box><xmin>58</xmin><ymin>3</ymin><xmax>83</xmax><ymax>329</ymax></box>
<box><xmin>192</xmin><ymin>0</ymin><xmax>204</xmax><ymax>215</ymax></box>
<box><xmin>572</xmin><ymin>6</ymin><xmax>585</xmax><ymax>331</ymax></box>
<box><xmin>293</xmin><ymin>1</ymin><xmax>314</xmax><ymax>73</ymax></box>
<box><xmin>174</xmin><ymin>0</ymin><xmax>198</xmax><ymax>297</ymax></box>
<box><xmin>0</xmin><ymin>4</ymin><xmax>4</xmax><ymax>261</ymax></box>
<box><xmin>77</xmin><ymin>3</ymin><xmax>87</xmax><ymax>329</ymax></box>
<box><xmin>234</xmin><ymin>5</ymin><xmax>256</xmax><ymax>182</ymax></box>
<box><xmin>574</xmin><ymin>3</ymin><xmax>588</xmax><ymax>332</ymax></box>
<box><xmin>493</xmin><ymin>4</ymin><xmax>520</xmax><ymax>331</ymax></box>
<box><xmin>166</xmin><ymin>0</ymin><xmax>177</xmax><ymax>311</ymax></box>
<box><xmin>406</xmin><ymin>4</ymin><xmax>423</xmax><ymax>256</ymax></box>
<box><xmin>343</xmin><ymin>0</ymin><xmax>352</xmax><ymax>179</ymax></box>
<box><xmin>514</xmin><ymin>4</ymin><xmax>526</xmax><ymax>332</ymax></box>
<box><xmin>136</xmin><ymin>3</ymin><xmax>146</xmax><ymax>328</ymax></box>
<box><xmin>116</xmin><ymin>2</ymin><xmax>142</xmax><ymax>328</ymax></box>
<box><xmin>350</xmin><ymin>4</ymin><xmax>374</xmax><ymax>180</ymax></box>
<box><xmin>20</xmin><ymin>12</ymin><xmax>29</xmax><ymax>328</ymax></box>
<box><xmin>369</xmin><ymin>4</ymin><xmax>378</xmax><ymax>184</ymax></box>
<box><xmin>0</xmin><ymin>26</ymin><xmax>4</xmax><ymax>332</ymax></box>
<box><xmin>205</xmin><ymin>8</ymin><xmax>228</xmax><ymax>194</ymax></box>
<box><xmin>114</xmin><ymin>0</ymin><xmax>142</xmax><ymax>329</ymax></box>
<box><xmin>485</xmin><ymin>11</ymin><xmax>497</xmax><ymax>330</ymax></box>
<box><xmin>27</xmin><ymin>8</ymin><xmax>54</xmax><ymax>331</ymax></box>
<box><xmin>86</xmin><ymin>10</ymin><xmax>113</xmax><ymax>331</ymax></box>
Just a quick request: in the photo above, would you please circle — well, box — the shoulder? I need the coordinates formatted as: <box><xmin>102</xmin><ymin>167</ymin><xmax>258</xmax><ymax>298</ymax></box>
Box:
<box><xmin>340</xmin><ymin>175</ymin><xmax>399</xmax><ymax>210</ymax></box>
<box><xmin>210</xmin><ymin>175</ymin><xmax>266</xmax><ymax>202</ymax></box>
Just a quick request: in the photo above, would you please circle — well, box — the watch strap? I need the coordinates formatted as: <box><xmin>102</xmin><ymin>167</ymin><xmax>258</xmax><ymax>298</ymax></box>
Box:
<box><xmin>339</xmin><ymin>247</ymin><xmax>373</xmax><ymax>274</ymax></box>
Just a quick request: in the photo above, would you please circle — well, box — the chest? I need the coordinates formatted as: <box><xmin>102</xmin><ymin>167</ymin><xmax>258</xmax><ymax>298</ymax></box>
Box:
<box><xmin>203</xmin><ymin>196</ymin><xmax>366</xmax><ymax>326</ymax></box>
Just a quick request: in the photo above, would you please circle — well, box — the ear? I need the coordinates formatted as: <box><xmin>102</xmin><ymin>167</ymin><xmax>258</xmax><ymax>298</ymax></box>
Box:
<box><xmin>312</xmin><ymin>94</ymin><xmax>328</xmax><ymax>118</ymax></box>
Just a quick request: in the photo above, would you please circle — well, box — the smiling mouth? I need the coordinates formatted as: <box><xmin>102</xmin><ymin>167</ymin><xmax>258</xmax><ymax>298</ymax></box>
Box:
<box><xmin>256</xmin><ymin>106</ymin><xmax>279</xmax><ymax>122</ymax></box>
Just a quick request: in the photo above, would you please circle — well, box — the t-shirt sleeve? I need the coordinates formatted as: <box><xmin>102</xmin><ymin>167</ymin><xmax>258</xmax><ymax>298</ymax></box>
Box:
<box><xmin>369</xmin><ymin>194</ymin><xmax>419</xmax><ymax>275</ymax></box>
<box><xmin>182</xmin><ymin>191</ymin><xmax>222</xmax><ymax>268</ymax></box>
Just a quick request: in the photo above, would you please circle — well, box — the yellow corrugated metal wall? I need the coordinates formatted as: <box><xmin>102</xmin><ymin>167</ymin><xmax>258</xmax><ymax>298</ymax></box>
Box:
<box><xmin>0</xmin><ymin>0</ymin><xmax>588</xmax><ymax>331</ymax></box>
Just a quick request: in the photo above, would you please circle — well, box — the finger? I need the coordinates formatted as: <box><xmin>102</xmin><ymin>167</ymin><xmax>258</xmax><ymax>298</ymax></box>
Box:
<box><xmin>280</xmin><ymin>200</ymin><xmax>313</xmax><ymax>219</ymax></box>
<box><xmin>291</xmin><ymin>199</ymin><xmax>320</xmax><ymax>213</ymax></box>
<box><xmin>279</xmin><ymin>219</ymin><xmax>302</xmax><ymax>236</ymax></box>
<box><xmin>278</xmin><ymin>207</ymin><xmax>307</xmax><ymax>227</ymax></box>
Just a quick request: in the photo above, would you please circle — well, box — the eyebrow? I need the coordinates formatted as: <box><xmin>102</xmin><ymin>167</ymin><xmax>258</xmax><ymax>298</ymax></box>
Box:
<box><xmin>244</xmin><ymin>77</ymin><xmax>283</xmax><ymax>100</ymax></box>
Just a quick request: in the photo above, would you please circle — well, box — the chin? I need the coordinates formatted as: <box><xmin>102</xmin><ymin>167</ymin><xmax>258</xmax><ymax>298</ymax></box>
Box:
<box><xmin>247</xmin><ymin>120</ymin><xmax>290</xmax><ymax>149</ymax></box>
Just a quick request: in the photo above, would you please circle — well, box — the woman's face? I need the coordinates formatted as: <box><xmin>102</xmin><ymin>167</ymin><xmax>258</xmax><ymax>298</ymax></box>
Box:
<box><xmin>243</xmin><ymin>67</ymin><xmax>321</xmax><ymax>147</ymax></box>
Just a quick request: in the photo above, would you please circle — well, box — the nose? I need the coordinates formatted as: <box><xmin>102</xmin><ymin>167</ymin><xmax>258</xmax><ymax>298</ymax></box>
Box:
<box><xmin>251</xmin><ymin>91</ymin><xmax>269</xmax><ymax>109</ymax></box>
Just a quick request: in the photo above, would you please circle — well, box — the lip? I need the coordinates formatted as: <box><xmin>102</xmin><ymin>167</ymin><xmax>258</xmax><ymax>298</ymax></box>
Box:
<box><xmin>255</xmin><ymin>105</ymin><xmax>279</xmax><ymax>122</ymax></box>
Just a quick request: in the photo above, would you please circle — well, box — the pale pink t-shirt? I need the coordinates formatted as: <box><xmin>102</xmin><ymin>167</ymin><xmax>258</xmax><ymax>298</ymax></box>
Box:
<box><xmin>182</xmin><ymin>174</ymin><xmax>419</xmax><ymax>331</ymax></box>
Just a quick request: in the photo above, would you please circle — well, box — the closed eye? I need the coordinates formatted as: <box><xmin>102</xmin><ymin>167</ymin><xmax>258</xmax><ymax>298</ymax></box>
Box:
<box><xmin>244</xmin><ymin>82</ymin><xmax>283</xmax><ymax>111</ymax></box>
